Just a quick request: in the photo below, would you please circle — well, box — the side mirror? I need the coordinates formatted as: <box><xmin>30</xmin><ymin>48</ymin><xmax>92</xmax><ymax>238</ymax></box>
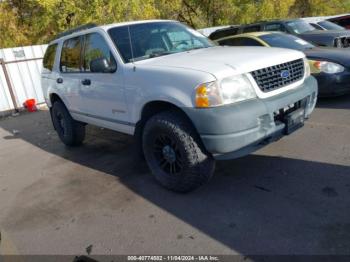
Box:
<box><xmin>90</xmin><ymin>57</ymin><xmax>116</xmax><ymax>73</ymax></box>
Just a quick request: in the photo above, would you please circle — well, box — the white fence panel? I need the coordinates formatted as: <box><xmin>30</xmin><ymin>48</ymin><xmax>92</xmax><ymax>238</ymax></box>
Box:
<box><xmin>0</xmin><ymin>67</ymin><xmax>14</xmax><ymax>112</ymax></box>
<box><xmin>0</xmin><ymin>44</ymin><xmax>47</xmax><ymax>114</ymax></box>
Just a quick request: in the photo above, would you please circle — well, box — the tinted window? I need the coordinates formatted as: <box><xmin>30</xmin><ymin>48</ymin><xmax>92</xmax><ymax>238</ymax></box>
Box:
<box><xmin>265</xmin><ymin>23</ymin><xmax>286</xmax><ymax>32</ymax></box>
<box><xmin>219</xmin><ymin>37</ymin><xmax>263</xmax><ymax>46</ymax></box>
<box><xmin>318</xmin><ymin>21</ymin><xmax>345</xmax><ymax>30</ymax></box>
<box><xmin>108</xmin><ymin>22</ymin><xmax>213</xmax><ymax>63</ymax></box>
<box><xmin>260</xmin><ymin>33</ymin><xmax>314</xmax><ymax>51</ymax></box>
<box><xmin>43</xmin><ymin>44</ymin><xmax>57</xmax><ymax>71</ymax></box>
<box><xmin>209</xmin><ymin>27</ymin><xmax>239</xmax><ymax>40</ymax></box>
<box><xmin>335</xmin><ymin>19</ymin><xmax>350</xmax><ymax>27</ymax></box>
<box><xmin>242</xmin><ymin>25</ymin><xmax>261</xmax><ymax>33</ymax></box>
<box><xmin>83</xmin><ymin>33</ymin><xmax>116</xmax><ymax>72</ymax></box>
<box><xmin>60</xmin><ymin>36</ymin><xmax>82</xmax><ymax>72</ymax></box>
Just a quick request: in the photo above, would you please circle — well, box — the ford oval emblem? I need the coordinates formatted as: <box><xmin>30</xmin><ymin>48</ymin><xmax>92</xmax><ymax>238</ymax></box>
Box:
<box><xmin>281</xmin><ymin>70</ymin><xmax>290</xmax><ymax>79</ymax></box>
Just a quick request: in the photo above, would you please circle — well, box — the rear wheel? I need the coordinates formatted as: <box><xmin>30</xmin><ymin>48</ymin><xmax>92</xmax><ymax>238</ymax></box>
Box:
<box><xmin>142</xmin><ymin>111</ymin><xmax>215</xmax><ymax>193</ymax></box>
<box><xmin>52</xmin><ymin>101</ymin><xmax>85</xmax><ymax>146</ymax></box>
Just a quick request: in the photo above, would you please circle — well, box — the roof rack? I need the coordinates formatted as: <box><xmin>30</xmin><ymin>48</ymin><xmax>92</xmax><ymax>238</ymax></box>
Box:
<box><xmin>55</xmin><ymin>23</ymin><xmax>98</xmax><ymax>39</ymax></box>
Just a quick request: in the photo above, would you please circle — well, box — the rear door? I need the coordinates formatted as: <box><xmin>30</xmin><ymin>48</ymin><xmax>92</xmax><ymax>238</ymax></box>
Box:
<box><xmin>58</xmin><ymin>36</ymin><xmax>83</xmax><ymax>112</ymax></box>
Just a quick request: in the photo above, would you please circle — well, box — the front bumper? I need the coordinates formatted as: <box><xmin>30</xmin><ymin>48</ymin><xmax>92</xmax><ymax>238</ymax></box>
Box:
<box><xmin>313</xmin><ymin>71</ymin><xmax>350</xmax><ymax>97</ymax></box>
<box><xmin>183</xmin><ymin>76</ymin><xmax>318</xmax><ymax>160</ymax></box>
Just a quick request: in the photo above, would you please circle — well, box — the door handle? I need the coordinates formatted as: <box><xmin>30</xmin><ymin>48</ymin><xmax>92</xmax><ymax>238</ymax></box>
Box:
<box><xmin>56</xmin><ymin>78</ymin><xmax>63</xmax><ymax>84</ymax></box>
<box><xmin>81</xmin><ymin>79</ymin><xmax>91</xmax><ymax>86</ymax></box>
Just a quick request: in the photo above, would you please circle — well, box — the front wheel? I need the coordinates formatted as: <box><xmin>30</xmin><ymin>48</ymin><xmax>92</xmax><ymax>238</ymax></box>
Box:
<box><xmin>142</xmin><ymin>111</ymin><xmax>215</xmax><ymax>193</ymax></box>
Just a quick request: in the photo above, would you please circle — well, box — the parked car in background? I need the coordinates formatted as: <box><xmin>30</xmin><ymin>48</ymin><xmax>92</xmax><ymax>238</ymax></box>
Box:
<box><xmin>197</xmin><ymin>25</ymin><xmax>232</xmax><ymax>37</ymax></box>
<box><xmin>328</xmin><ymin>14</ymin><xmax>350</xmax><ymax>29</ymax></box>
<box><xmin>209</xmin><ymin>19</ymin><xmax>350</xmax><ymax>48</ymax></box>
<box><xmin>41</xmin><ymin>20</ymin><xmax>317</xmax><ymax>192</ymax></box>
<box><xmin>215</xmin><ymin>32</ymin><xmax>350</xmax><ymax>97</ymax></box>
<box><xmin>309</xmin><ymin>21</ymin><xmax>346</xmax><ymax>31</ymax></box>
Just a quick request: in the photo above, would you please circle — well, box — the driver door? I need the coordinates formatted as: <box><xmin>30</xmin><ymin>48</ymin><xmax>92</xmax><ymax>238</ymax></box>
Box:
<box><xmin>77</xmin><ymin>32</ymin><xmax>130</xmax><ymax>132</ymax></box>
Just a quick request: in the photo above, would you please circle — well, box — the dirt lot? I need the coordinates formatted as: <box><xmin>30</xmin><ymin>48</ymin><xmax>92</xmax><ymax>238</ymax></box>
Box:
<box><xmin>0</xmin><ymin>96</ymin><xmax>349</xmax><ymax>256</ymax></box>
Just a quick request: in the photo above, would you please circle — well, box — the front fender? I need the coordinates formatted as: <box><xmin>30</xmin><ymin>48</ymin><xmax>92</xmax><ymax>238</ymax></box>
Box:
<box><xmin>123</xmin><ymin>65</ymin><xmax>215</xmax><ymax>124</ymax></box>
<box><xmin>131</xmin><ymin>93</ymin><xmax>190</xmax><ymax>124</ymax></box>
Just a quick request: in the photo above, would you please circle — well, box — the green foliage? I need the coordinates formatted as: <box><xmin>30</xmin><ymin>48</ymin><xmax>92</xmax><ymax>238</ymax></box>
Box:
<box><xmin>0</xmin><ymin>0</ymin><xmax>349</xmax><ymax>48</ymax></box>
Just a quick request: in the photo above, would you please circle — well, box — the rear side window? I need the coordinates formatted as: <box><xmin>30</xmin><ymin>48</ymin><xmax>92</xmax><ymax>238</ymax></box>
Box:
<box><xmin>264</xmin><ymin>23</ymin><xmax>286</xmax><ymax>32</ymax></box>
<box><xmin>242</xmin><ymin>25</ymin><xmax>261</xmax><ymax>33</ymax></box>
<box><xmin>209</xmin><ymin>27</ymin><xmax>239</xmax><ymax>40</ymax></box>
<box><xmin>60</xmin><ymin>36</ymin><xmax>82</xmax><ymax>72</ymax></box>
<box><xmin>219</xmin><ymin>37</ymin><xmax>263</xmax><ymax>47</ymax></box>
<box><xmin>83</xmin><ymin>33</ymin><xmax>117</xmax><ymax>72</ymax></box>
<box><xmin>43</xmin><ymin>44</ymin><xmax>57</xmax><ymax>71</ymax></box>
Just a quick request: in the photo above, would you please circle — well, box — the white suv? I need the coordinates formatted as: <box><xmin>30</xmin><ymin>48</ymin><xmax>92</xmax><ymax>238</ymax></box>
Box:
<box><xmin>41</xmin><ymin>20</ymin><xmax>317</xmax><ymax>192</ymax></box>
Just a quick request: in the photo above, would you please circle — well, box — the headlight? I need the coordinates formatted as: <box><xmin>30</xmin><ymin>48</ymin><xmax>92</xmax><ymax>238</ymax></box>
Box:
<box><xmin>194</xmin><ymin>75</ymin><xmax>256</xmax><ymax>108</ymax></box>
<box><xmin>313</xmin><ymin>61</ymin><xmax>345</xmax><ymax>74</ymax></box>
<box><xmin>304</xmin><ymin>58</ymin><xmax>311</xmax><ymax>77</ymax></box>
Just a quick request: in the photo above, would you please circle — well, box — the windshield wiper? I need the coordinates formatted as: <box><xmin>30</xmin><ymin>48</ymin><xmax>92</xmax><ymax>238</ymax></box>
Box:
<box><xmin>149</xmin><ymin>51</ymin><xmax>174</xmax><ymax>58</ymax></box>
<box><xmin>187</xmin><ymin>46</ymin><xmax>210</xmax><ymax>51</ymax></box>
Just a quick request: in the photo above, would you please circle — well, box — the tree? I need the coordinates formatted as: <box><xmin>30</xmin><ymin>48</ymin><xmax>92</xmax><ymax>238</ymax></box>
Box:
<box><xmin>1</xmin><ymin>0</ymin><xmax>349</xmax><ymax>48</ymax></box>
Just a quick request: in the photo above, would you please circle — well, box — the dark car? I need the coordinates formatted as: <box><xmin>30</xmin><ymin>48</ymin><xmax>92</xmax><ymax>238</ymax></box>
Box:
<box><xmin>209</xmin><ymin>19</ymin><xmax>350</xmax><ymax>48</ymax></box>
<box><xmin>309</xmin><ymin>20</ymin><xmax>346</xmax><ymax>31</ymax></box>
<box><xmin>214</xmin><ymin>31</ymin><xmax>350</xmax><ymax>96</ymax></box>
<box><xmin>328</xmin><ymin>14</ymin><xmax>350</xmax><ymax>30</ymax></box>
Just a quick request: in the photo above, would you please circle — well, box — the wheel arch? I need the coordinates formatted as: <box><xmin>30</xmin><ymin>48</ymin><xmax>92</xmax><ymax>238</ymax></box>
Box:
<box><xmin>49</xmin><ymin>93</ymin><xmax>64</xmax><ymax>107</ymax></box>
<box><xmin>48</xmin><ymin>93</ymin><xmax>69</xmax><ymax>130</ymax></box>
<box><xmin>134</xmin><ymin>100</ymin><xmax>200</xmax><ymax>155</ymax></box>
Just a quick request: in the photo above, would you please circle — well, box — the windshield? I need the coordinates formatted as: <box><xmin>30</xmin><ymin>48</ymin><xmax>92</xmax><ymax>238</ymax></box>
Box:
<box><xmin>286</xmin><ymin>21</ymin><xmax>317</xmax><ymax>34</ymax></box>
<box><xmin>260</xmin><ymin>33</ymin><xmax>315</xmax><ymax>51</ymax></box>
<box><xmin>108</xmin><ymin>22</ymin><xmax>214</xmax><ymax>63</ymax></box>
<box><xmin>318</xmin><ymin>21</ymin><xmax>345</xmax><ymax>30</ymax></box>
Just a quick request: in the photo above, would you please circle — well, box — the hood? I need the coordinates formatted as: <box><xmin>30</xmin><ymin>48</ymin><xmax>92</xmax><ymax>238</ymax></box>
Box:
<box><xmin>134</xmin><ymin>46</ymin><xmax>305</xmax><ymax>79</ymax></box>
<box><xmin>300</xmin><ymin>30</ymin><xmax>350</xmax><ymax>37</ymax></box>
<box><xmin>305</xmin><ymin>47</ymin><xmax>350</xmax><ymax>67</ymax></box>
<box><xmin>299</xmin><ymin>30</ymin><xmax>350</xmax><ymax>47</ymax></box>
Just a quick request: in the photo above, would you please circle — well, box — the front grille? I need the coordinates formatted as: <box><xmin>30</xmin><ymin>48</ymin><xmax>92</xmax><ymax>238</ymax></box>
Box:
<box><xmin>334</xmin><ymin>37</ymin><xmax>350</xmax><ymax>48</ymax></box>
<box><xmin>251</xmin><ymin>59</ymin><xmax>304</xmax><ymax>93</ymax></box>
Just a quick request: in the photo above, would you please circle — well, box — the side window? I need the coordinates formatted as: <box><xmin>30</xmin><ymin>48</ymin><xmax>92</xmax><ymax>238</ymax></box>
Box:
<box><xmin>240</xmin><ymin>38</ymin><xmax>264</xmax><ymax>46</ymax></box>
<box><xmin>60</xmin><ymin>36</ymin><xmax>82</xmax><ymax>73</ymax></box>
<box><xmin>218</xmin><ymin>38</ymin><xmax>243</xmax><ymax>46</ymax></box>
<box><xmin>209</xmin><ymin>28</ymin><xmax>238</xmax><ymax>40</ymax></box>
<box><xmin>242</xmin><ymin>25</ymin><xmax>261</xmax><ymax>33</ymax></box>
<box><xmin>265</xmin><ymin>23</ymin><xmax>286</xmax><ymax>32</ymax></box>
<box><xmin>43</xmin><ymin>44</ymin><xmax>58</xmax><ymax>72</ymax></box>
<box><xmin>83</xmin><ymin>33</ymin><xmax>117</xmax><ymax>73</ymax></box>
<box><xmin>108</xmin><ymin>26</ymin><xmax>133</xmax><ymax>63</ymax></box>
<box><xmin>218</xmin><ymin>37</ymin><xmax>263</xmax><ymax>47</ymax></box>
<box><xmin>337</xmin><ymin>19</ymin><xmax>350</xmax><ymax>27</ymax></box>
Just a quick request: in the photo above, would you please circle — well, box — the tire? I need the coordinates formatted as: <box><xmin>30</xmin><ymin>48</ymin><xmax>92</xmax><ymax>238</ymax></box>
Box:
<box><xmin>51</xmin><ymin>101</ymin><xmax>85</xmax><ymax>146</ymax></box>
<box><xmin>142</xmin><ymin>111</ymin><xmax>215</xmax><ymax>193</ymax></box>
